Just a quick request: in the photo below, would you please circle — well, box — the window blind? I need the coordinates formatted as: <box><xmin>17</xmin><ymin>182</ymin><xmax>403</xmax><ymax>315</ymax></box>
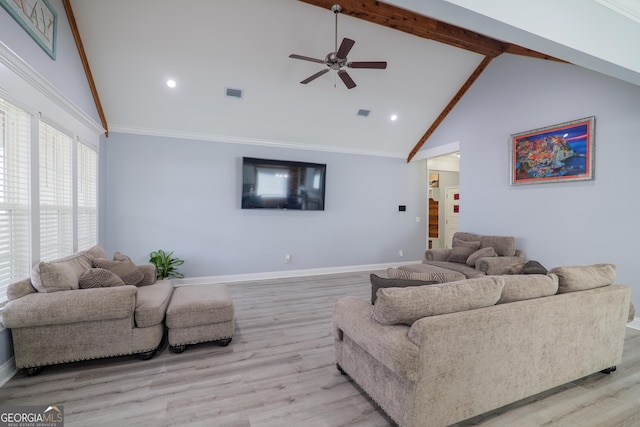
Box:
<box><xmin>77</xmin><ymin>141</ymin><xmax>97</xmax><ymax>251</ymax></box>
<box><xmin>0</xmin><ymin>98</ymin><xmax>31</xmax><ymax>304</ymax></box>
<box><xmin>39</xmin><ymin>120</ymin><xmax>73</xmax><ymax>262</ymax></box>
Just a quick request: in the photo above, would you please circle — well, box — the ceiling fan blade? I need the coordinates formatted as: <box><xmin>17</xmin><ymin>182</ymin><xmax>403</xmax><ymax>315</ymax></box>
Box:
<box><xmin>337</xmin><ymin>70</ymin><xmax>356</xmax><ymax>89</ymax></box>
<box><xmin>289</xmin><ymin>54</ymin><xmax>325</xmax><ymax>64</ymax></box>
<box><xmin>300</xmin><ymin>69</ymin><xmax>329</xmax><ymax>84</ymax></box>
<box><xmin>348</xmin><ymin>61</ymin><xmax>387</xmax><ymax>69</ymax></box>
<box><xmin>336</xmin><ymin>38</ymin><xmax>355</xmax><ymax>59</ymax></box>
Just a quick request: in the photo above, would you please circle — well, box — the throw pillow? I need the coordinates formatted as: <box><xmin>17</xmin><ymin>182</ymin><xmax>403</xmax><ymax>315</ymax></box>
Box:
<box><xmin>387</xmin><ymin>267</ymin><xmax>466</xmax><ymax>283</ymax></box>
<box><xmin>79</xmin><ymin>268</ymin><xmax>126</xmax><ymax>289</ymax></box>
<box><xmin>113</xmin><ymin>251</ymin><xmax>131</xmax><ymax>262</ymax></box>
<box><xmin>370</xmin><ymin>274</ymin><xmax>437</xmax><ymax>304</ymax></box>
<box><xmin>522</xmin><ymin>260</ymin><xmax>548</xmax><ymax>274</ymax></box>
<box><xmin>466</xmin><ymin>247</ymin><xmax>497</xmax><ymax>267</ymax></box>
<box><xmin>447</xmin><ymin>239</ymin><xmax>481</xmax><ymax>264</ymax></box>
<box><xmin>92</xmin><ymin>257</ymin><xmax>144</xmax><ymax>286</ymax></box>
<box><xmin>550</xmin><ymin>263</ymin><xmax>616</xmax><ymax>293</ymax></box>
<box><xmin>371</xmin><ymin>276</ymin><xmax>504</xmax><ymax>325</ymax></box>
<box><xmin>36</xmin><ymin>262</ymin><xmax>79</xmax><ymax>293</ymax></box>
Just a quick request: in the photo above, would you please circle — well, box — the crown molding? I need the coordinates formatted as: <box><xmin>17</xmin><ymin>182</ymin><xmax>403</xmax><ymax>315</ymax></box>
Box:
<box><xmin>0</xmin><ymin>41</ymin><xmax>105</xmax><ymax>136</ymax></box>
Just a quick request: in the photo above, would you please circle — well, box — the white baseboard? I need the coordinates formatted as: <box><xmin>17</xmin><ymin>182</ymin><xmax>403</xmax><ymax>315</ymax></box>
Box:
<box><xmin>172</xmin><ymin>260</ymin><xmax>422</xmax><ymax>286</ymax></box>
<box><xmin>628</xmin><ymin>317</ymin><xmax>640</xmax><ymax>330</ymax></box>
<box><xmin>0</xmin><ymin>357</ymin><xmax>16</xmax><ymax>388</ymax></box>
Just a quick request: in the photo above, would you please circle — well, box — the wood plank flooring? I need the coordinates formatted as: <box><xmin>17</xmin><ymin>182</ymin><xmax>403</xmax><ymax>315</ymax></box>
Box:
<box><xmin>0</xmin><ymin>271</ymin><xmax>639</xmax><ymax>427</ymax></box>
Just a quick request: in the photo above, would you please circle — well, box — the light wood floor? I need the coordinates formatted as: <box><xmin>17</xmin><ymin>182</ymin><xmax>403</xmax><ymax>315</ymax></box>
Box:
<box><xmin>0</xmin><ymin>271</ymin><xmax>639</xmax><ymax>427</ymax></box>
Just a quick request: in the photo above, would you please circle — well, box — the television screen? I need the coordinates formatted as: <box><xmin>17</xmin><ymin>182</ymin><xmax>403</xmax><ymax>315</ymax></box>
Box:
<box><xmin>242</xmin><ymin>157</ymin><xmax>326</xmax><ymax>210</ymax></box>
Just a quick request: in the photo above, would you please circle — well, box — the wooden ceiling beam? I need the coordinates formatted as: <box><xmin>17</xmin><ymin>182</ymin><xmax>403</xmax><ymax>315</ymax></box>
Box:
<box><xmin>298</xmin><ymin>0</ymin><xmax>504</xmax><ymax>57</ymax></box>
<box><xmin>62</xmin><ymin>0</ymin><xmax>109</xmax><ymax>137</ymax></box>
<box><xmin>407</xmin><ymin>56</ymin><xmax>493</xmax><ymax>162</ymax></box>
<box><xmin>298</xmin><ymin>1</ymin><xmax>567</xmax><ymax>162</ymax></box>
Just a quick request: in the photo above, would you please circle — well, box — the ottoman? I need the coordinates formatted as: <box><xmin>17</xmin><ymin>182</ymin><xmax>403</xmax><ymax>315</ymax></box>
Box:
<box><xmin>166</xmin><ymin>283</ymin><xmax>235</xmax><ymax>353</ymax></box>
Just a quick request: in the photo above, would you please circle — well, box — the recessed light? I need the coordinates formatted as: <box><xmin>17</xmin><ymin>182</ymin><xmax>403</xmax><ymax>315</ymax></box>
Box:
<box><xmin>390</xmin><ymin>114</ymin><xmax>398</xmax><ymax>121</ymax></box>
<box><xmin>166</xmin><ymin>79</ymin><xmax>176</xmax><ymax>88</ymax></box>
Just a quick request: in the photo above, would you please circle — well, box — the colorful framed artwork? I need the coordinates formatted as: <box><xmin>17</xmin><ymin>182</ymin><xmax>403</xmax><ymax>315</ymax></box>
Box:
<box><xmin>510</xmin><ymin>116</ymin><xmax>595</xmax><ymax>185</ymax></box>
<box><xmin>1</xmin><ymin>0</ymin><xmax>57</xmax><ymax>60</ymax></box>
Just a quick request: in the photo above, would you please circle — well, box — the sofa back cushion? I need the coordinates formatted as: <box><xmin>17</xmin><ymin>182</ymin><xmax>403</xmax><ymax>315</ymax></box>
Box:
<box><xmin>371</xmin><ymin>276</ymin><xmax>504</xmax><ymax>325</ymax></box>
<box><xmin>453</xmin><ymin>232</ymin><xmax>516</xmax><ymax>257</ymax></box>
<box><xmin>497</xmin><ymin>274</ymin><xmax>559</xmax><ymax>304</ymax></box>
<box><xmin>549</xmin><ymin>263</ymin><xmax>616</xmax><ymax>293</ymax></box>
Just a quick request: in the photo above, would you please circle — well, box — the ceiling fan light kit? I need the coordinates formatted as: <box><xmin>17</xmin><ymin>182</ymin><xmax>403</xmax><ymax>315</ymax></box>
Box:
<box><xmin>289</xmin><ymin>4</ymin><xmax>387</xmax><ymax>89</ymax></box>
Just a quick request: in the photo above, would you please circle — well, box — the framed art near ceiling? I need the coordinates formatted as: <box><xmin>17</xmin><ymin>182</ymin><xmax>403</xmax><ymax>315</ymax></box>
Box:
<box><xmin>510</xmin><ymin>116</ymin><xmax>595</xmax><ymax>185</ymax></box>
<box><xmin>1</xmin><ymin>0</ymin><xmax>57</xmax><ymax>59</ymax></box>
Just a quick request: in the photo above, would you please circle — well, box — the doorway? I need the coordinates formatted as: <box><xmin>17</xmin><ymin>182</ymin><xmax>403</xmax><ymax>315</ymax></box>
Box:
<box><xmin>426</xmin><ymin>151</ymin><xmax>459</xmax><ymax>249</ymax></box>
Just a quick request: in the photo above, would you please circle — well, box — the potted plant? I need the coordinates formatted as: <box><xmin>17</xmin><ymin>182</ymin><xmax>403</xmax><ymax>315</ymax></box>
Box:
<box><xmin>149</xmin><ymin>249</ymin><xmax>184</xmax><ymax>279</ymax></box>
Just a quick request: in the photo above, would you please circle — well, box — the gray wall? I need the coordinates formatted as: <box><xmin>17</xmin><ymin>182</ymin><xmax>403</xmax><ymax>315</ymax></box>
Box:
<box><xmin>422</xmin><ymin>53</ymin><xmax>640</xmax><ymax>309</ymax></box>
<box><xmin>0</xmin><ymin>0</ymin><xmax>101</xmax><ymax>124</ymax></box>
<box><xmin>103</xmin><ymin>133</ymin><xmax>427</xmax><ymax>276</ymax></box>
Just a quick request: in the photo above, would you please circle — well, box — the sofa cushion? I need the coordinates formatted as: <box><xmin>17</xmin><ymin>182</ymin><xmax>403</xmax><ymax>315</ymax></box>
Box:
<box><xmin>447</xmin><ymin>238</ymin><xmax>481</xmax><ymax>263</ymax></box>
<box><xmin>389</xmin><ymin>265</ymin><xmax>466</xmax><ymax>282</ymax></box>
<box><xmin>453</xmin><ymin>232</ymin><xmax>516</xmax><ymax>257</ymax></box>
<box><xmin>371</xmin><ymin>276</ymin><xmax>504</xmax><ymax>325</ymax></box>
<box><xmin>79</xmin><ymin>268</ymin><xmax>126</xmax><ymax>289</ymax></box>
<box><xmin>370</xmin><ymin>274</ymin><xmax>437</xmax><ymax>304</ymax></box>
<box><xmin>550</xmin><ymin>263</ymin><xmax>616</xmax><ymax>293</ymax></box>
<box><xmin>113</xmin><ymin>252</ymin><xmax>157</xmax><ymax>286</ymax></box>
<box><xmin>466</xmin><ymin>247</ymin><xmax>497</xmax><ymax>267</ymax></box>
<box><xmin>92</xmin><ymin>257</ymin><xmax>144</xmax><ymax>286</ymax></box>
<box><xmin>497</xmin><ymin>274</ymin><xmax>559</xmax><ymax>304</ymax></box>
<box><xmin>135</xmin><ymin>279</ymin><xmax>173</xmax><ymax>327</ymax></box>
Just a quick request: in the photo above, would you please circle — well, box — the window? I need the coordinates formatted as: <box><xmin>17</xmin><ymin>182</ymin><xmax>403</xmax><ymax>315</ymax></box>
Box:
<box><xmin>77</xmin><ymin>142</ymin><xmax>97</xmax><ymax>251</ymax></box>
<box><xmin>0</xmin><ymin>96</ymin><xmax>99</xmax><ymax>305</ymax></box>
<box><xmin>0</xmin><ymin>98</ymin><xmax>31</xmax><ymax>303</ymax></box>
<box><xmin>39</xmin><ymin>120</ymin><xmax>73</xmax><ymax>262</ymax></box>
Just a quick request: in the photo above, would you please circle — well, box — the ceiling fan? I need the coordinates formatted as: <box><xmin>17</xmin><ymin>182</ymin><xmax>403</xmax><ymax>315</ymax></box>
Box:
<box><xmin>289</xmin><ymin>4</ymin><xmax>387</xmax><ymax>89</ymax></box>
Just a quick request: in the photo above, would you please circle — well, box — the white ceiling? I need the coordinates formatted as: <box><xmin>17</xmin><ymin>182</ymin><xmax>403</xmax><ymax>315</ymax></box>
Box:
<box><xmin>69</xmin><ymin>0</ymin><xmax>640</xmax><ymax>159</ymax></box>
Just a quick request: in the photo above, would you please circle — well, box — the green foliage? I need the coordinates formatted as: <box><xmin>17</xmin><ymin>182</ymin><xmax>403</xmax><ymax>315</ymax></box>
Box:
<box><xmin>149</xmin><ymin>249</ymin><xmax>184</xmax><ymax>279</ymax></box>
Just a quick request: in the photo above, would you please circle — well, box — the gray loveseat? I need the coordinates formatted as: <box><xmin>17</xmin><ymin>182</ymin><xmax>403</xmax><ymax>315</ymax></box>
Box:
<box><xmin>2</xmin><ymin>245</ymin><xmax>173</xmax><ymax>375</ymax></box>
<box><xmin>333</xmin><ymin>264</ymin><xmax>632</xmax><ymax>427</ymax></box>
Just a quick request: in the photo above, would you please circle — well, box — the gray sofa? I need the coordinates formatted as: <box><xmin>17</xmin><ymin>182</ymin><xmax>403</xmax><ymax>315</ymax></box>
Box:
<box><xmin>2</xmin><ymin>245</ymin><xmax>173</xmax><ymax>375</ymax></box>
<box><xmin>333</xmin><ymin>264</ymin><xmax>632</xmax><ymax>427</ymax></box>
<box><xmin>422</xmin><ymin>231</ymin><xmax>527</xmax><ymax>278</ymax></box>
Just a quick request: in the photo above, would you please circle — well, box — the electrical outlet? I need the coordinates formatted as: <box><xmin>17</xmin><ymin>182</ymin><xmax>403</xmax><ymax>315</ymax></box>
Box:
<box><xmin>284</xmin><ymin>254</ymin><xmax>291</xmax><ymax>264</ymax></box>
<box><xmin>398</xmin><ymin>249</ymin><xmax>404</xmax><ymax>257</ymax></box>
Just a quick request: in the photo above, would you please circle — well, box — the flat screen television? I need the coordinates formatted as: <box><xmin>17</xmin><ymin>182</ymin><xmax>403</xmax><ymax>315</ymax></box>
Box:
<box><xmin>242</xmin><ymin>157</ymin><xmax>326</xmax><ymax>210</ymax></box>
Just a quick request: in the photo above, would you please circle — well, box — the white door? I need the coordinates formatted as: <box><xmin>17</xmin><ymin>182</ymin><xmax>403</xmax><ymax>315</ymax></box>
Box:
<box><xmin>444</xmin><ymin>186</ymin><xmax>460</xmax><ymax>248</ymax></box>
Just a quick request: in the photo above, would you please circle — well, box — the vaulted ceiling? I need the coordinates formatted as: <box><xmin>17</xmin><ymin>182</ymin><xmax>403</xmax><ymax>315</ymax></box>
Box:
<box><xmin>68</xmin><ymin>0</ymin><xmax>640</xmax><ymax>161</ymax></box>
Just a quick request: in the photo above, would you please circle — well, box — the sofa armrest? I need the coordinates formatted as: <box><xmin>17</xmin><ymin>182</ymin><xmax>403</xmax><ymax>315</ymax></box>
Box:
<box><xmin>476</xmin><ymin>256</ymin><xmax>527</xmax><ymax>275</ymax></box>
<box><xmin>425</xmin><ymin>248</ymin><xmax>451</xmax><ymax>261</ymax></box>
<box><xmin>137</xmin><ymin>264</ymin><xmax>157</xmax><ymax>286</ymax></box>
<box><xmin>2</xmin><ymin>286</ymin><xmax>137</xmax><ymax>328</ymax></box>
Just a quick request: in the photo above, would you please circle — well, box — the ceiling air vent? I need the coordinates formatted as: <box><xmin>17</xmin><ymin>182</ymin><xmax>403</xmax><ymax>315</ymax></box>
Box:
<box><xmin>225</xmin><ymin>88</ymin><xmax>243</xmax><ymax>99</ymax></box>
<box><xmin>357</xmin><ymin>109</ymin><xmax>370</xmax><ymax>117</ymax></box>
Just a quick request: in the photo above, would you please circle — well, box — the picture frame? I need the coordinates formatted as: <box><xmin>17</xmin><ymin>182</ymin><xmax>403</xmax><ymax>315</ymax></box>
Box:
<box><xmin>509</xmin><ymin>116</ymin><xmax>595</xmax><ymax>185</ymax></box>
<box><xmin>1</xmin><ymin>0</ymin><xmax>57</xmax><ymax>60</ymax></box>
